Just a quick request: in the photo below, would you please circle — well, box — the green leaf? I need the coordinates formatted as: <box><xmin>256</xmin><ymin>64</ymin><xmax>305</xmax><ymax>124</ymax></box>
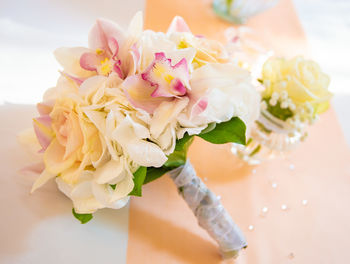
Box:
<box><xmin>164</xmin><ymin>134</ymin><xmax>194</xmax><ymax>168</ymax></box>
<box><xmin>72</xmin><ymin>208</ymin><xmax>93</xmax><ymax>224</ymax></box>
<box><xmin>144</xmin><ymin>166</ymin><xmax>172</xmax><ymax>184</ymax></box>
<box><xmin>199</xmin><ymin>122</ymin><xmax>216</xmax><ymax>135</ymax></box>
<box><xmin>110</xmin><ymin>184</ymin><xmax>116</xmax><ymax>190</ymax></box>
<box><xmin>174</xmin><ymin>133</ymin><xmax>194</xmax><ymax>151</ymax></box>
<box><xmin>143</xmin><ymin>118</ymin><xmax>245</xmax><ymax>185</ymax></box>
<box><xmin>128</xmin><ymin>166</ymin><xmax>147</xmax><ymax>197</ymax></box>
<box><xmin>264</xmin><ymin>98</ymin><xmax>293</xmax><ymax>121</ymax></box>
<box><xmin>198</xmin><ymin>117</ymin><xmax>246</xmax><ymax>145</ymax></box>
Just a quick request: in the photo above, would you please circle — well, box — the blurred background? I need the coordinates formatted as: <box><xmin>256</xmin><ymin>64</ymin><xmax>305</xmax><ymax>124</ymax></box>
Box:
<box><xmin>0</xmin><ymin>0</ymin><xmax>349</xmax><ymax>144</ymax></box>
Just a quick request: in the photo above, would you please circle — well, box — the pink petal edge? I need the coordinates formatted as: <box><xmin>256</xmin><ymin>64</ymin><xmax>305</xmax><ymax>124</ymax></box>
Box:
<box><xmin>167</xmin><ymin>16</ymin><xmax>191</xmax><ymax>34</ymax></box>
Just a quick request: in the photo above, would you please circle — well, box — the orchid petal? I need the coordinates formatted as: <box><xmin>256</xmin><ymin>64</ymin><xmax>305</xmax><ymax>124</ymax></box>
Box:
<box><xmin>127</xmin><ymin>43</ymin><xmax>141</xmax><ymax>76</ymax></box>
<box><xmin>79</xmin><ymin>52</ymin><xmax>100</xmax><ymax>71</ymax></box>
<box><xmin>60</xmin><ymin>71</ymin><xmax>84</xmax><ymax>85</ymax></box>
<box><xmin>142</xmin><ymin>52</ymin><xmax>190</xmax><ymax>98</ymax></box>
<box><xmin>123</xmin><ymin>75</ymin><xmax>171</xmax><ymax>113</ymax></box>
<box><xmin>118</xmin><ymin>11</ymin><xmax>143</xmax><ymax>76</ymax></box>
<box><xmin>167</xmin><ymin>16</ymin><xmax>191</xmax><ymax>34</ymax></box>
<box><xmin>127</xmin><ymin>11</ymin><xmax>143</xmax><ymax>39</ymax></box>
<box><xmin>54</xmin><ymin>47</ymin><xmax>96</xmax><ymax>78</ymax></box>
<box><xmin>108</xmin><ymin>37</ymin><xmax>119</xmax><ymax>59</ymax></box>
<box><xmin>88</xmin><ymin>18</ymin><xmax>125</xmax><ymax>53</ymax></box>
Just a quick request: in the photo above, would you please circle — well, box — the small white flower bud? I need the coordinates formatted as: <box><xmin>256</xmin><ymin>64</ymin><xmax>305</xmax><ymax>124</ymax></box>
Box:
<box><xmin>281</xmin><ymin>102</ymin><xmax>289</xmax><ymax>109</ymax></box>
<box><xmin>269</xmin><ymin>98</ymin><xmax>277</xmax><ymax>106</ymax></box>
<box><xmin>271</xmin><ymin>92</ymin><xmax>279</xmax><ymax>100</ymax></box>
<box><xmin>281</xmin><ymin>90</ymin><xmax>288</xmax><ymax>100</ymax></box>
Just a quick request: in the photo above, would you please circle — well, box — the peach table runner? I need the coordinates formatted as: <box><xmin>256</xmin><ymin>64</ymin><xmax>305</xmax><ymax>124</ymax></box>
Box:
<box><xmin>126</xmin><ymin>0</ymin><xmax>350</xmax><ymax>263</ymax></box>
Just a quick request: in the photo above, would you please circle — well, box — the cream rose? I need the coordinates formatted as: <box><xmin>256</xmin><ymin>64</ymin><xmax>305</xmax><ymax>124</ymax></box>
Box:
<box><xmin>262</xmin><ymin>56</ymin><xmax>332</xmax><ymax>114</ymax></box>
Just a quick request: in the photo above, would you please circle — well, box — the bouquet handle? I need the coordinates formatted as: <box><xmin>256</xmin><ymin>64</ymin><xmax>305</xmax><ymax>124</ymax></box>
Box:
<box><xmin>168</xmin><ymin>160</ymin><xmax>247</xmax><ymax>258</ymax></box>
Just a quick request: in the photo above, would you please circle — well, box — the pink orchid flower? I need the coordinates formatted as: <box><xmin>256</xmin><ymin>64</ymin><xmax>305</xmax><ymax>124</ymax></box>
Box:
<box><xmin>80</xmin><ymin>18</ymin><xmax>125</xmax><ymax>78</ymax></box>
<box><xmin>54</xmin><ymin>12</ymin><xmax>143</xmax><ymax>84</ymax></box>
<box><xmin>123</xmin><ymin>16</ymin><xmax>209</xmax><ymax>117</ymax></box>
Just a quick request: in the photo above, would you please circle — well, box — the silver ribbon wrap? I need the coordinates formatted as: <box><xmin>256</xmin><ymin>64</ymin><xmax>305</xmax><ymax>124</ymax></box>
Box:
<box><xmin>168</xmin><ymin>160</ymin><xmax>247</xmax><ymax>258</ymax></box>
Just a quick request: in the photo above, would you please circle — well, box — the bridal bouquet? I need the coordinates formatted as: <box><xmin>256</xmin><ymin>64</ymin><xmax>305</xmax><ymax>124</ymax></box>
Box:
<box><xmin>28</xmin><ymin>12</ymin><xmax>259</xmax><ymax>257</ymax></box>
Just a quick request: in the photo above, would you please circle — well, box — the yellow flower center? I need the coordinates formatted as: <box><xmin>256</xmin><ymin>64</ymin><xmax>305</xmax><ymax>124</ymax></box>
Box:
<box><xmin>96</xmin><ymin>48</ymin><xmax>104</xmax><ymax>55</ymax></box>
<box><xmin>100</xmin><ymin>58</ymin><xmax>112</xmax><ymax>75</ymax></box>
<box><xmin>153</xmin><ymin>63</ymin><xmax>174</xmax><ymax>84</ymax></box>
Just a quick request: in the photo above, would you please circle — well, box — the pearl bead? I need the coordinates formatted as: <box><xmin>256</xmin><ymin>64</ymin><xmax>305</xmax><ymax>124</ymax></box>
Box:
<box><xmin>281</xmin><ymin>204</ymin><xmax>288</xmax><ymax>211</ymax></box>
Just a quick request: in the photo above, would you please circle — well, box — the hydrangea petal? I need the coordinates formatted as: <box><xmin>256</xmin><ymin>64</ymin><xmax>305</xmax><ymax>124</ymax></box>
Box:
<box><xmin>79</xmin><ymin>75</ymin><xmax>107</xmax><ymax>98</ymax></box>
<box><xmin>94</xmin><ymin>159</ymin><xmax>125</xmax><ymax>184</ymax></box>
<box><xmin>150</xmin><ymin>98</ymin><xmax>189</xmax><ymax>138</ymax></box>
<box><xmin>112</xmin><ymin>116</ymin><xmax>167</xmax><ymax>167</ymax></box>
<box><xmin>110</xmin><ymin>170</ymin><xmax>134</xmax><ymax>201</ymax></box>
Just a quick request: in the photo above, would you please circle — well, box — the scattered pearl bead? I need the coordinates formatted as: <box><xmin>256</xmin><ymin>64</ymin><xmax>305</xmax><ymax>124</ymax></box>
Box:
<box><xmin>281</xmin><ymin>204</ymin><xmax>288</xmax><ymax>211</ymax></box>
<box><xmin>302</xmin><ymin>199</ymin><xmax>308</xmax><ymax>206</ymax></box>
<box><xmin>204</xmin><ymin>177</ymin><xmax>208</xmax><ymax>182</ymax></box>
<box><xmin>248</xmin><ymin>225</ymin><xmax>254</xmax><ymax>231</ymax></box>
<box><xmin>217</xmin><ymin>195</ymin><xmax>221</xmax><ymax>200</ymax></box>
<box><xmin>252</xmin><ymin>169</ymin><xmax>257</xmax><ymax>174</ymax></box>
<box><xmin>289</xmin><ymin>164</ymin><xmax>295</xmax><ymax>170</ymax></box>
<box><xmin>271</xmin><ymin>182</ymin><xmax>278</xmax><ymax>189</ymax></box>
<box><xmin>260</xmin><ymin>207</ymin><xmax>269</xmax><ymax>217</ymax></box>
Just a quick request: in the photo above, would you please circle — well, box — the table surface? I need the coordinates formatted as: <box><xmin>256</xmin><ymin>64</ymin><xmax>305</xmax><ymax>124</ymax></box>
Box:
<box><xmin>0</xmin><ymin>0</ymin><xmax>350</xmax><ymax>263</ymax></box>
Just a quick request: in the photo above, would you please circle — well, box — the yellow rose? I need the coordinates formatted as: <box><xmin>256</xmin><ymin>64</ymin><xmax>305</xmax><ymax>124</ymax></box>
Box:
<box><xmin>39</xmin><ymin>98</ymin><xmax>103</xmax><ymax>186</ymax></box>
<box><xmin>262</xmin><ymin>56</ymin><xmax>332</xmax><ymax>114</ymax></box>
